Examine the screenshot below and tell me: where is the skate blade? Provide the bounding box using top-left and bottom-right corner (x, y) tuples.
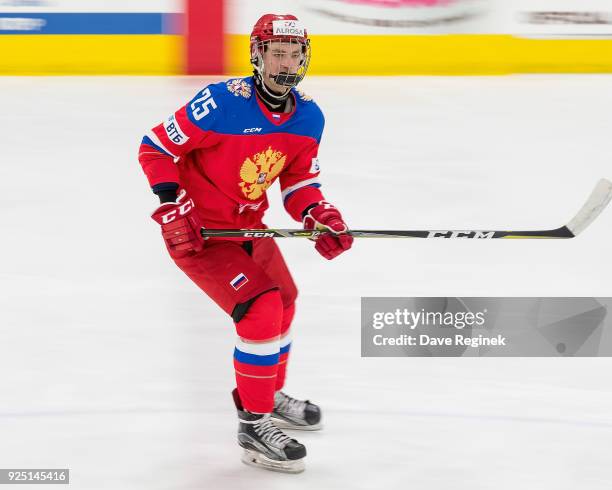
(241, 449), (305, 474)
(271, 417), (323, 431)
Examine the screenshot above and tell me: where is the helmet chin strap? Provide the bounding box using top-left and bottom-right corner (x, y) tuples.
(253, 70), (292, 111)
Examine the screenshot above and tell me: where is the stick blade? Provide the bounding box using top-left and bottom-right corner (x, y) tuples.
(566, 178), (612, 236)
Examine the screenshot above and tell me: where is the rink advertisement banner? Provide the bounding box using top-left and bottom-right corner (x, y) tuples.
(224, 0), (612, 75)
(361, 298), (612, 357)
(511, 0), (612, 37)
(0, 13), (181, 34)
(0, 0), (180, 12)
(0, 0), (182, 73)
(226, 0), (612, 35)
(0, 0), (182, 34)
(226, 0), (496, 35)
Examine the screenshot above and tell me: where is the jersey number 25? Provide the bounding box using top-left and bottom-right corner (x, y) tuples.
(190, 88), (218, 121)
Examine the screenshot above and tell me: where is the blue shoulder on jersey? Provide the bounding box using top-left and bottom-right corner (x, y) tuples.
(186, 77), (325, 143)
(185, 81), (228, 131)
(290, 86), (325, 143)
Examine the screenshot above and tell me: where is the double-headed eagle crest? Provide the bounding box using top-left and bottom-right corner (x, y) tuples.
(226, 79), (252, 98)
(239, 146), (287, 200)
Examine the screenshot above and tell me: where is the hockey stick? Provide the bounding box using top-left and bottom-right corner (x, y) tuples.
(200, 179), (612, 240)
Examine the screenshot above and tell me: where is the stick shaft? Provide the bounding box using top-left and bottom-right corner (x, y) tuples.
(200, 227), (574, 239)
(198, 179), (612, 240)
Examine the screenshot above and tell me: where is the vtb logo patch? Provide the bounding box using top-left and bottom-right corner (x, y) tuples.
(163, 115), (189, 145)
(239, 146), (287, 200)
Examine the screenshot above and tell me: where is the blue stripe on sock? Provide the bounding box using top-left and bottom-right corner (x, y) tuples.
(234, 348), (279, 366)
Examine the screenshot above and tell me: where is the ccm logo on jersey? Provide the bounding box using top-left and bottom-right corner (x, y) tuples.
(160, 199), (194, 224)
(243, 127), (262, 133)
(428, 231), (495, 239)
(163, 115), (189, 145)
(243, 232), (275, 238)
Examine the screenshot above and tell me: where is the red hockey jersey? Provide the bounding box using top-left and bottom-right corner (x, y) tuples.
(138, 77), (326, 231)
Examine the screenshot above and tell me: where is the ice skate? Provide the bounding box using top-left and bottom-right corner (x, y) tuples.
(233, 389), (306, 474)
(271, 390), (323, 431)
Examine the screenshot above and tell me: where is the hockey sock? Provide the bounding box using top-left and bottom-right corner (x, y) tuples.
(233, 290), (283, 413)
(275, 303), (295, 391)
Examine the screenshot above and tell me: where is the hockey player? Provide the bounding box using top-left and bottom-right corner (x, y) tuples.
(138, 14), (353, 473)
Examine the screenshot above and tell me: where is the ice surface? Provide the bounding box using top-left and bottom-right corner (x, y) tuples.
(1, 75), (611, 489)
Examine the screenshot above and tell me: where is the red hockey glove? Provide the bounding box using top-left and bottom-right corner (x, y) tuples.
(151, 189), (204, 257)
(303, 201), (353, 260)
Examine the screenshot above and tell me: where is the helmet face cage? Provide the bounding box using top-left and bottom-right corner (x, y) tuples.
(251, 37), (311, 96)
